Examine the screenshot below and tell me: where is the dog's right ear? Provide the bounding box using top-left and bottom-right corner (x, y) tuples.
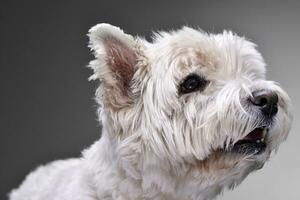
(88, 23), (139, 108)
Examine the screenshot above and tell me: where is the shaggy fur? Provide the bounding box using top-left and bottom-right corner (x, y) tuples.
(9, 24), (292, 200)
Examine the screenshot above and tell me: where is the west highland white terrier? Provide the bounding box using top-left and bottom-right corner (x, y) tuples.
(10, 24), (292, 200)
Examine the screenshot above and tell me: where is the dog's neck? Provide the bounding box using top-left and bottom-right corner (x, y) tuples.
(83, 121), (254, 200)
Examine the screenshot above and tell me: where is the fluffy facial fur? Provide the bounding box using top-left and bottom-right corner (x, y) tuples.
(10, 24), (292, 200)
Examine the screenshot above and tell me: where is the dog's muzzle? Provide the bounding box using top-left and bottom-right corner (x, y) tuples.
(231, 89), (279, 155)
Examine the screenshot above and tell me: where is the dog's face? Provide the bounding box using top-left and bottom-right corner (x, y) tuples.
(88, 24), (292, 198)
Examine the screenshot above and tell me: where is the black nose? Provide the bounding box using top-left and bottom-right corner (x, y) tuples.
(250, 90), (279, 117)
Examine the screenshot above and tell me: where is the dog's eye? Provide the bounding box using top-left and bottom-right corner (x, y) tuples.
(179, 74), (209, 94)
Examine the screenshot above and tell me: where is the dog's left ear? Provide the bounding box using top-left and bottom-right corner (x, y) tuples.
(88, 23), (139, 108)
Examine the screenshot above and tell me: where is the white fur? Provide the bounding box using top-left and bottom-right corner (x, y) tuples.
(9, 24), (292, 200)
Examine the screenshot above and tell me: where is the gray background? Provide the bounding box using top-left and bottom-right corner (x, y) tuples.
(1, 0), (299, 199)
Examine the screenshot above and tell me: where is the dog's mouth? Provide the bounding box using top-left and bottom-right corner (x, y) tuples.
(231, 127), (267, 155)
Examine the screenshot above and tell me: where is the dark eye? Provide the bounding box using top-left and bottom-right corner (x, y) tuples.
(179, 74), (209, 94)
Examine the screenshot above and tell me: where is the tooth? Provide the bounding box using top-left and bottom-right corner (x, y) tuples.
(263, 128), (267, 136)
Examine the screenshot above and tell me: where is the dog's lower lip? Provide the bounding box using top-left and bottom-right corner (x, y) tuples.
(232, 127), (267, 155)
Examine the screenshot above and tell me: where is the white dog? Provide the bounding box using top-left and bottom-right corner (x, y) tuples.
(10, 24), (292, 200)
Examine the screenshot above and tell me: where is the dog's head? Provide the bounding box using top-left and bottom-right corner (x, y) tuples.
(88, 24), (292, 199)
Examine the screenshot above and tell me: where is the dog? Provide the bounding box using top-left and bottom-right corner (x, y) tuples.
(9, 23), (292, 200)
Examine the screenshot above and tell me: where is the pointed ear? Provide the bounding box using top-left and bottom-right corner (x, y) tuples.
(88, 23), (138, 108)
